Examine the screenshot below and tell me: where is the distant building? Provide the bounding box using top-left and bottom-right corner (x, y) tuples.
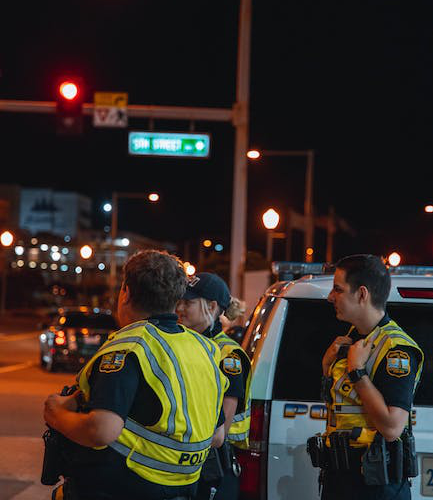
(19, 188), (91, 238)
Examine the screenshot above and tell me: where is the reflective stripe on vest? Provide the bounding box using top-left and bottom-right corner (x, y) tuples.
(77, 321), (226, 486)
(109, 441), (205, 474)
(213, 331), (252, 449)
(326, 320), (424, 445)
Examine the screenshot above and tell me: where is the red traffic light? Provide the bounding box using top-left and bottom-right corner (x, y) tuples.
(55, 76), (84, 135)
(59, 81), (79, 100)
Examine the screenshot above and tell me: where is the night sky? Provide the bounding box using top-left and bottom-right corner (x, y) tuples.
(1, 0), (433, 264)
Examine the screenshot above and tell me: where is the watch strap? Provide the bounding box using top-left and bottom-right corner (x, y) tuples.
(348, 367), (367, 383)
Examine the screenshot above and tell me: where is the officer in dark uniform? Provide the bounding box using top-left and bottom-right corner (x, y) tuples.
(43, 250), (227, 500)
(176, 272), (252, 500)
(307, 254), (424, 500)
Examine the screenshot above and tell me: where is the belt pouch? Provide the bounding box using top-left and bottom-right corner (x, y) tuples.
(361, 434), (389, 486)
(337, 433), (350, 470)
(388, 439), (403, 483)
(329, 433), (340, 471)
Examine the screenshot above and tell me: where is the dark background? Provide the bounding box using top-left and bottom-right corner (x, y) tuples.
(1, 0), (433, 264)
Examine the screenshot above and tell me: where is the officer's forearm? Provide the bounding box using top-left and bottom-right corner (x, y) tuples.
(223, 397), (238, 436)
(47, 407), (124, 447)
(354, 377), (408, 441)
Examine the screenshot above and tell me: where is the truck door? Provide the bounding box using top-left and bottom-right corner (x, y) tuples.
(268, 299), (347, 500)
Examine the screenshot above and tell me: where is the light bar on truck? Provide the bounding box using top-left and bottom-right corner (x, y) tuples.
(389, 265), (433, 276)
(272, 261), (334, 281)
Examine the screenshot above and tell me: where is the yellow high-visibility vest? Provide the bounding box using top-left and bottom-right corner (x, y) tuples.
(77, 320), (228, 486)
(213, 330), (252, 449)
(325, 319), (424, 446)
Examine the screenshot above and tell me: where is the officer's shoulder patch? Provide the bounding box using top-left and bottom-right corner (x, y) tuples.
(386, 349), (411, 378)
(223, 352), (242, 375)
(99, 351), (127, 373)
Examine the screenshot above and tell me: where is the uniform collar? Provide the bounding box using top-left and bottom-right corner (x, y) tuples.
(377, 313), (390, 327)
(202, 319), (223, 339)
(147, 314), (183, 333)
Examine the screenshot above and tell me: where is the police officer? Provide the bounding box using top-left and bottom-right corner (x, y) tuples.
(176, 272), (251, 500)
(312, 254), (424, 500)
(43, 250), (227, 500)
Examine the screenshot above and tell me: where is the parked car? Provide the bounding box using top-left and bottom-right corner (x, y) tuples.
(237, 262), (433, 500)
(39, 306), (118, 372)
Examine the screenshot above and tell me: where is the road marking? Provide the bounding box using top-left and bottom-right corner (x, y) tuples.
(0, 332), (39, 342)
(0, 361), (37, 374)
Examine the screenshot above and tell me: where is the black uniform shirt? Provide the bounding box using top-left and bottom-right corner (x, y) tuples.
(72, 314), (224, 500)
(348, 314), (422, 412)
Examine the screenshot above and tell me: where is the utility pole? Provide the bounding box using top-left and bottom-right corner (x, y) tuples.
(229, 0), (252, 298)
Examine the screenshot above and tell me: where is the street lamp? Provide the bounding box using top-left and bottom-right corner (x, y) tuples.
(109, 192), (159, 299)
(388, 252), (401, 267)
(262, 208), (282, 261)
(247, 149), (315, 262)
(0, 230), (14, 316)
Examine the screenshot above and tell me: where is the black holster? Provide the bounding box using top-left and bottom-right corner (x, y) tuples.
(361, 433), (390, 486)
(402, 429), (419, 478)
(307, 434), (326, 469)
(200, 448), (224, 485)
(41, 427), (67, 485)
(41, 385), (78, 486)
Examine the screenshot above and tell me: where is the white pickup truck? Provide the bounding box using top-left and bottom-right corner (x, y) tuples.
(237, 262), (433, 500)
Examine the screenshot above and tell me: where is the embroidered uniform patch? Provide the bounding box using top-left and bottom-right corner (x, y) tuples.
(99, 351), (127, 373)
(223, 353), (242, 375)
(386, 350), (410, 378)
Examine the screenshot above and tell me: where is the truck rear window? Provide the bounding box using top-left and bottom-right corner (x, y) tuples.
(273, 299), (433, 406)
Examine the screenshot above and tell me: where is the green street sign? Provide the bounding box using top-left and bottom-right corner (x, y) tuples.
(128, 131), (211, 158)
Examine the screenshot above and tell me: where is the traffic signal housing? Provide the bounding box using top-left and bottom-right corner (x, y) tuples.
(55, 77), (84, 135)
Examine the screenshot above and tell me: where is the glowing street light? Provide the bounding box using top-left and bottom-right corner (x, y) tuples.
(184, 262), (196, 276)
(262, 209), (283, 262)
(424, 205), (433, 213)
(247, 149), (261, 159)
(0, 230), (14, 316)
(0, 231), (14, 247)
(388, 252), (401, 267)
(262, 208), (280, 230)
(203, 239), (212, 248)
(148, 193), (160, 202)
(80, 245), (93, 259)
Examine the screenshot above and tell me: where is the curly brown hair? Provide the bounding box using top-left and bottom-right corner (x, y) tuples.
(123, 249), (187, 315)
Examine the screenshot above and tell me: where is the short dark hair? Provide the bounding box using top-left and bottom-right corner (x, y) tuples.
(123, 249), (187, 315)
(336, 254), (391, 310)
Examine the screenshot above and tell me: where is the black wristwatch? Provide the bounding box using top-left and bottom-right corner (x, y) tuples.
(348, 367), (367, 383)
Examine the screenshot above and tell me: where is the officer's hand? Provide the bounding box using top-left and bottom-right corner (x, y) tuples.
(44, 390), (80, 427)
(347, 336), (374, 372)
(322, 336), (353, 375)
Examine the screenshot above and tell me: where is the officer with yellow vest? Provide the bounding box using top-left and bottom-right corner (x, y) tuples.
(176, 272), (251, 500)
(43, 250), (228, 500)
(308, 254), (424, 500)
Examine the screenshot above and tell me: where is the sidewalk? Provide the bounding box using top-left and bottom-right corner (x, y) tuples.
(0, 437), (52, 500)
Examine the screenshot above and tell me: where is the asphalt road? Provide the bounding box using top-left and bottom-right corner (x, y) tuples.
(0, 317), (75, 500)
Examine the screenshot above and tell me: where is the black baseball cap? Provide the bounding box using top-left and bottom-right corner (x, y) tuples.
(183, 272), (231, 311)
